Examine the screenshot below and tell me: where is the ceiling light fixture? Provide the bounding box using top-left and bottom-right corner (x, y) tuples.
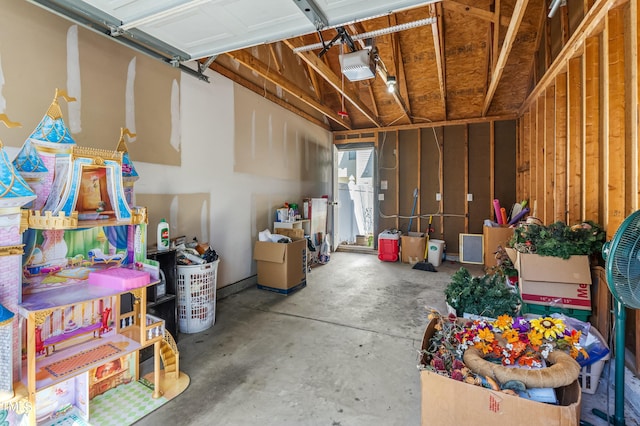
(386, 76), (397, 93)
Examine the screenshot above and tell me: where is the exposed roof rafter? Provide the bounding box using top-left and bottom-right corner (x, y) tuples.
(225, 49), (352, 129)
(482, 0), (529, 116)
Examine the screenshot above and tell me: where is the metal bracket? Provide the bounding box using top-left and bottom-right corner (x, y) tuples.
(293, 0), (328, 30)
(199, 55), (218, 73)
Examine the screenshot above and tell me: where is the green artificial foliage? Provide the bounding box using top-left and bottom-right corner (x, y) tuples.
(510, 220), (606, 259)
(445, 267), (522, 318)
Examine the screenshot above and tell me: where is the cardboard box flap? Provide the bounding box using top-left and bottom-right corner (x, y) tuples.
(253, 241), (286, 264)
(516, 252), (592, 284)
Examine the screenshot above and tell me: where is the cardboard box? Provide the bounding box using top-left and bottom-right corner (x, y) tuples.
(275, 227), (305, 240)
(419, 319), (581, 426)
(514, 252), (592, 311)
(253, 238), (307, 292)
(483, 225), (514, 268)
(401, 233), (426, 263)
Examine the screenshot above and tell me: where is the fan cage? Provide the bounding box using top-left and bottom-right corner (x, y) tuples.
(607, 211), (640, 309)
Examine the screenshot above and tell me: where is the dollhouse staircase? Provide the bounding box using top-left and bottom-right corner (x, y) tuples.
(160, 330), (179, 379)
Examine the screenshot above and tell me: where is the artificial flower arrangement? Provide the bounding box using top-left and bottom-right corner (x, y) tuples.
(419, 312), (586, 393)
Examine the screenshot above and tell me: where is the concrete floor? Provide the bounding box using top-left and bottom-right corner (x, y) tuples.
(137, 251), (640, 426)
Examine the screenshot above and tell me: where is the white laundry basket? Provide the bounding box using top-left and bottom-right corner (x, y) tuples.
(177, 259), (219, 333)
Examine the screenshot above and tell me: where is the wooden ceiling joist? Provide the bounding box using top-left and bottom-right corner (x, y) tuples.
(283, 39), (382, 127)
(306, 63), (323, 101)
(482, 0), (529, 116)
(492, 0), (501, 72)
(225, 49), (352, 130)
(430, 3), (447, 114)
(389, 15), (412, 124)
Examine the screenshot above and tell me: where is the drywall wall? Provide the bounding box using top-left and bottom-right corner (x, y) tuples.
(0, 1), (332, 289)
(0, 1), (178, 166)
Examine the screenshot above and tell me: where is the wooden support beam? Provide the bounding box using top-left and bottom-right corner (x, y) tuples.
(268, 44), (283, 74)
(492, 0), (501, 73)
(306, 63), (323, 102)
(225, 50), (351, 130)
(605, 7), (626, 234)
(633, 0), (639, 211)
(560, 1), (571, 46)
(490, 121), (497, 220)
(282, 39), (382, 127)
(209, 62), (332, 130)
(388, 14), (412, 124)
(430, 3), (447, 115)
(482, 0), (529, 116)
(525, 111), (533, 202)
(555, 73), (568, 223)
(584, 36), (600, 223)
(536, 97), (545, 218)
(567, 57), (583, 224)
(464, 124), (469, 232)
(545, 0), (552, 69)
(544, 85), (556, 224)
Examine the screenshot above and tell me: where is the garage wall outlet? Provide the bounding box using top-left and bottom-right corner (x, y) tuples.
(381, 180), (388, 190)
(435, 193), (441, 201)
(467, 193), (473, 201)
(378, 193), (385, 201)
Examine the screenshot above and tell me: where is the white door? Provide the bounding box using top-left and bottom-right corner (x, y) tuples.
(333, 143), (376, 250)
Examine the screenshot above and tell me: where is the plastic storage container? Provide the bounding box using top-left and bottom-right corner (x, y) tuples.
(177, 260), (219, 333)
(378, 230), (401, 262)
(522, 303), (591, 322)
(427, 239), (445, 267)
(578, 327), (610, 394)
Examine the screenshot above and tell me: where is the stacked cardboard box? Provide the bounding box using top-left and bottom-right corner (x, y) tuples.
(508, 249), (592, 311)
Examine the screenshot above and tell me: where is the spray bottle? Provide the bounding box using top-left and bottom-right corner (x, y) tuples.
(157, 219), (170, 251)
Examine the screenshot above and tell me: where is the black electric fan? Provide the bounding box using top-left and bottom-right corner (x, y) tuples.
(594, 210), (640, 425)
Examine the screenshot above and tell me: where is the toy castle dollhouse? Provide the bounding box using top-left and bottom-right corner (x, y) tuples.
(0, 91), (188, 425)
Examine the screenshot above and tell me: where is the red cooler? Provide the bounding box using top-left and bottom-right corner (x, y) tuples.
(378, 230), (401, 262)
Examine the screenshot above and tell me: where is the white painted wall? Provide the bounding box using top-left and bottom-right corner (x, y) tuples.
(135, 71), (332, 287)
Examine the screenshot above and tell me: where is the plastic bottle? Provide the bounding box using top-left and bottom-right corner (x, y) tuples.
(157, 219), (170, 251)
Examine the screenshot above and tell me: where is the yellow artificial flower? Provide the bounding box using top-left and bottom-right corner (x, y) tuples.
(528, 329), (544, 347)
(474, 341), (493, 355)
(564, 329), (582, 346)
(478, 327), (495, 343)
(530, 317), (566, 340)
(502, 329), (521, 344)
(494, 315), (513, 331)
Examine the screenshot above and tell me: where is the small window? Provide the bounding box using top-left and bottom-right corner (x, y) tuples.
(348, 151), (356, 160)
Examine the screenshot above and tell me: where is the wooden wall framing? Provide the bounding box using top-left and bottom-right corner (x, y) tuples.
(517, 0), (639, 372)
(335, 117), (516, 258)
